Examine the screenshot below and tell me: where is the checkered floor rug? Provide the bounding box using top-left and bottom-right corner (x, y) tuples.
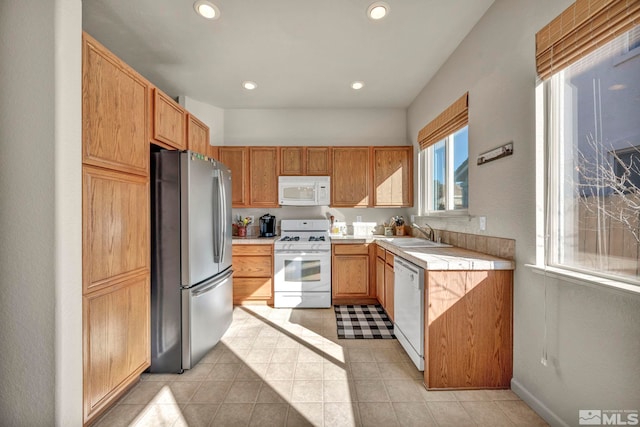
(334, 305), (395, 339)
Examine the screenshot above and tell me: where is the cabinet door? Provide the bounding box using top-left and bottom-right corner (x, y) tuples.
(384, 262), (395, 321)
(331, 147), (370, 207)
(372, 146), (413, 207)
(208, 145), (219, 160)
(83, 166), (149, 294)
(218, 147), (248, 207)
(82, 34), (149, 176)
(83, 275), (150, 422)
(376, 256), (386, 306)
(152, 89), (186, 150)
(332, 255), (370, 297)
(187, 114), (210, 156)
(306, 147), (331, 175)
(249, 147), (279, 207)
(280, 147), (304, 175)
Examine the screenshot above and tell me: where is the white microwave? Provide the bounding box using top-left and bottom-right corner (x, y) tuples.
(278, 176), (330, 206)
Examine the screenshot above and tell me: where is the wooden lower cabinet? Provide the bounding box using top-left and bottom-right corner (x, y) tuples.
(384, 260), (394, 322)
(374, 245), (394, 319)
(83, 274), (150, 423)
(232, 244), (273, 304)
(424, 270), (513, 389)
(375, 255), (385, 307)
(332, 244), (376, 304)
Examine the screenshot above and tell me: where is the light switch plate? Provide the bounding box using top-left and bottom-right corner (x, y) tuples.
(479, 216), (486, 231)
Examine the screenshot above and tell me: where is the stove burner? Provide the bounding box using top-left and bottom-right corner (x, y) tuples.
(281, 236), (300, 241)
(309, 236), (326, 241)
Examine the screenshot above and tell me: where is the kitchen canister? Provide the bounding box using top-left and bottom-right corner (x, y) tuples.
(384, 226), (394, 236)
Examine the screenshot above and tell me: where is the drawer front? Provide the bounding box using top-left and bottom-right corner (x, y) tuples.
(233, 255), (272, 277)
(333, 244), (369, 255)
(232, 244), (273, 256)
(234, 278), (273, 300)
(376, 245), (386, 260)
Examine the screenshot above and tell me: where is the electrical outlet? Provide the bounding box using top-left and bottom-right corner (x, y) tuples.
(479, 216), (486, 231)
(247, 215), (254, 225)
(356, 215), (362, 223)
(410, 215), (415, 223)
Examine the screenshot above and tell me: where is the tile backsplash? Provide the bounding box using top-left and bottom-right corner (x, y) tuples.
(411, 227), (515, 260)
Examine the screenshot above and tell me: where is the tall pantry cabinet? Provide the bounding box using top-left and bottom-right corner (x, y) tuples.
(82, 33), (150, 425)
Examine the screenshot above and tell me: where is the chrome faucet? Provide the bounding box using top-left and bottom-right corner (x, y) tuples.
(412, 222), (435, 241)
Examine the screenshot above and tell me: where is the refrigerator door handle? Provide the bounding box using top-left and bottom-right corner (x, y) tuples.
(218, 169), (227, 263)
(192, 269), (233, 297)
(212, 169), (222, 263)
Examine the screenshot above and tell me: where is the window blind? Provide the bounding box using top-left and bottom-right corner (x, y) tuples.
(536, 0), (640, 80)
(417, 92), (468, 150)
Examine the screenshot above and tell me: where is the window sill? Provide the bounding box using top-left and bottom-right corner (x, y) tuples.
(526, 264), (640, 296)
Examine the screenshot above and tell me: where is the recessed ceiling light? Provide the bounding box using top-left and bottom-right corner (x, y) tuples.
(242, 81), (257, 90)
(367, 2), (389, 20)
(194, 1), (220, 20)
(351, 81), (365, 90)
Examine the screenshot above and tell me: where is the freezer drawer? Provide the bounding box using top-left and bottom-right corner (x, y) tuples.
(181, 269), (233, 370)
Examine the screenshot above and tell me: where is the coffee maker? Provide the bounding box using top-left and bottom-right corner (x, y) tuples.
(259, 214), (276, 237)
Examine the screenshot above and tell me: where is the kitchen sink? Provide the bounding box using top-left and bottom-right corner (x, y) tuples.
(380, 237), (452, 248)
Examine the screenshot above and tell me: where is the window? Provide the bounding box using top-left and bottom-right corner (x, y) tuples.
(543, 26), (640, 284)
(417, 92), (469, 214)
(420, 126), (468, 212)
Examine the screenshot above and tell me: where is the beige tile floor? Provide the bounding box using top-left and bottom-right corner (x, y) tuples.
(95, 306), (548, 426)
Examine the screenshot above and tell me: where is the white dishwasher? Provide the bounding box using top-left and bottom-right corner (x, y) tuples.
(394, 257), (425, 371)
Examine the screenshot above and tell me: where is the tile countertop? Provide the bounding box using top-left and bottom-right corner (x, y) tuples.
(334, 235), (515, 271)
(232, 234), (515, 270)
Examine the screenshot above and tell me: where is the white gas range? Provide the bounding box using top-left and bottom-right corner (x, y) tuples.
(273, 219), (331, 308)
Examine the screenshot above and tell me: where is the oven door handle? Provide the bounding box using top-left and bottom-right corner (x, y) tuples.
(275, 250), (331, 255)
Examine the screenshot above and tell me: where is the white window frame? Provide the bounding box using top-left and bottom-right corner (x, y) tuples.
(419, 126), (468, 216)
(533, 33), (640, 294)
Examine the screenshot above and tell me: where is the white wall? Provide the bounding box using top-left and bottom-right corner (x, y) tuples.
(55, 0), (83, 425)
(407, 1), (640, 425)
(0, 0), (83, 425)
(225, 108), (408, 146)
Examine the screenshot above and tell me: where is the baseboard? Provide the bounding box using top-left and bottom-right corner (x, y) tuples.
(511, 378), (570, 427)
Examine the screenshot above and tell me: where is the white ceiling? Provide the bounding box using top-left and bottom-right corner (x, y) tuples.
(82, 0), (494, 109)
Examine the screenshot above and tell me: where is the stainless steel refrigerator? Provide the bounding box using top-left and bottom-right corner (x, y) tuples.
(150, 150), (233, 373)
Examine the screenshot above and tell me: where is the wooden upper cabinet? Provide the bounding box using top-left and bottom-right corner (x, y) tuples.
(186, 114), (210, 156)
(280, 147), (304, 175)
(218, 147), (248, 207)
(82, 33), (149, 176)
(372, 146), (413, 207)
(306, 147), (331, 175)
(331, 147), (370, 207)
(152, 88), (186, 150)
(82, 165), (150, 294)
(250, 147), (279, 207)
(280, 146), (331, 176)
(208, 145), (220, 160)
